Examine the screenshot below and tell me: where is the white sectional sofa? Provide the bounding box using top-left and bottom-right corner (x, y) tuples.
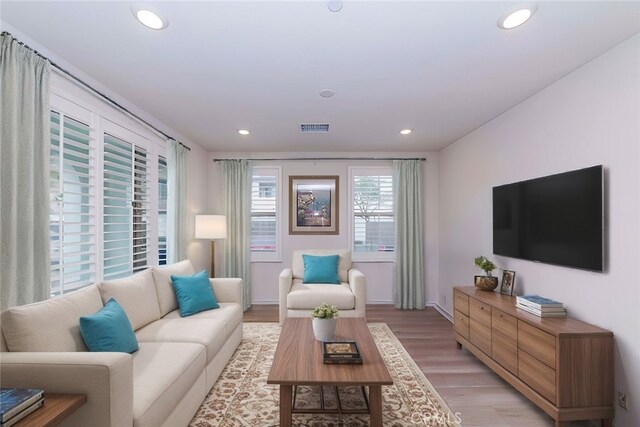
(0, 260), (243, 427)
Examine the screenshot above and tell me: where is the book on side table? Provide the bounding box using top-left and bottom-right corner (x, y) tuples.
(0, 388), (44, 426)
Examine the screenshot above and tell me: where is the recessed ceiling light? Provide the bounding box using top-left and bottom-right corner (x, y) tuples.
(327, 1), (343, 13)
(400, 129), (412, 135)
(131, 5), (168, 30)
(238, 129), (250, 135)
(498, 7), (535, 30)
(319, 89), (335, 98)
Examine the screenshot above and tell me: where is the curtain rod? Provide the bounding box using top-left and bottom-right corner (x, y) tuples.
(1, 31), (191, 151)
(214, 157), (426, 162)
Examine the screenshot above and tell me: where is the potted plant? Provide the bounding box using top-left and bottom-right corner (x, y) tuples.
(474, 256), (499, 291)
(311, 303), (339, 342)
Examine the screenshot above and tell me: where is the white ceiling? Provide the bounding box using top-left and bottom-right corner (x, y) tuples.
(2, 1), (640, 152)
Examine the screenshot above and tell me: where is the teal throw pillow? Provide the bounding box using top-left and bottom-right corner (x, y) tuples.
(171, 270), (220, 317)
(302, 254), (340, 284)
(79, 298), (139, 353)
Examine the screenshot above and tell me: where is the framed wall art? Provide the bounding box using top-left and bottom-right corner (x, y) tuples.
(289, 175), (339, 235)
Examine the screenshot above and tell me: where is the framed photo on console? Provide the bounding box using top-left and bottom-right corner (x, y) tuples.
(289, 175), (339, 235)
(500, 270), (516, 296)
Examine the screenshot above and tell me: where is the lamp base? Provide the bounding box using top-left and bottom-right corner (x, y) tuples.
(210, 240), (216, 278)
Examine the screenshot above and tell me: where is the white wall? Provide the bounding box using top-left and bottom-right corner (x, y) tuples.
(207, 151), (439, 305)
(438, 34), (640, 426)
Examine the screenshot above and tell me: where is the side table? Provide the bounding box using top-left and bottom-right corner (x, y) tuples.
(13, 393), (87, 427)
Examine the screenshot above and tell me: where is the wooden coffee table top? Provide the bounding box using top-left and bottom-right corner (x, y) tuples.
(267, 318), (393, 386)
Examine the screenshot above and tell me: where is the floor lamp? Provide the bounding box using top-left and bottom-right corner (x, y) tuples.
(195, 215), (227, 278)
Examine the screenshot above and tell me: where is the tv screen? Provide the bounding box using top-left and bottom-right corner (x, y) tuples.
(493, 165), (604, 272)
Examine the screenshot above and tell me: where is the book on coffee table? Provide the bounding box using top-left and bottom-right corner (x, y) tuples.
(323, 341), (362, 364)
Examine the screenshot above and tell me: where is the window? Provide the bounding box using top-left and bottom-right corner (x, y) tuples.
(350, 167), (395, 261)
(158, 156), (168, 265)
(49, 91), (166, 294)
(49, 110), (96, 295)
(102, 133), (151, 280)
(250, 166), (281, 261)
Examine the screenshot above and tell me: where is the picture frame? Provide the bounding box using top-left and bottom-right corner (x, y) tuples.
(500, 270), (516, 296)
(289, 175), (339, 235)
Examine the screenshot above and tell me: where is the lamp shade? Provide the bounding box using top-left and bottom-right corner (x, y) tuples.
(195, 215), (227, 240)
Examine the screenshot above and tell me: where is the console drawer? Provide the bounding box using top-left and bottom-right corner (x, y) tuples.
(454, 291), (469, 315)
(454, 310), (469, 340)
(518, 321), (556, 369)
(519, 349), (556, 403)
(470, 298), (491, 326)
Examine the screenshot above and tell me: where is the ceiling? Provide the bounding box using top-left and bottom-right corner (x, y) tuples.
(2, 1), (639, 152)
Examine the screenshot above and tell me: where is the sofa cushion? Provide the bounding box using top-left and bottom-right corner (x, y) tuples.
(133, 342), (205, 427)
(152, 260), (196, 317)
(135, 317), (227, 364)
(287, 279), (355, 310)
(80, 298), (139, 353)
(1, 285), (103, 352)
(98, 269), (161, 331)
(163, 303), (242, 334)
(292, 249), (351, 283)
(171, 270), (220, 317)
(302, 254), (340, 284)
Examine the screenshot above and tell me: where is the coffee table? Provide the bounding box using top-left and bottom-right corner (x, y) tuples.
(267, 318), (393, 427)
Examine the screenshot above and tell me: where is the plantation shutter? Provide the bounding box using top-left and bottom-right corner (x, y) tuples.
(103, 134), (150, 280)
(50, 111), (96, 295)
(158, 156), (168, 265)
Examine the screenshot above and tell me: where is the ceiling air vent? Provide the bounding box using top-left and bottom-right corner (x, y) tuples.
(300, 123), (329, 133)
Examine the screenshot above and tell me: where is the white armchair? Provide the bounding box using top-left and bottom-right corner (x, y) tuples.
(279, 249), (366, 325)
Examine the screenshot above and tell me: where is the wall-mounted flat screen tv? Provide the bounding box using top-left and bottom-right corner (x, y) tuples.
(493, 165), (604, 272)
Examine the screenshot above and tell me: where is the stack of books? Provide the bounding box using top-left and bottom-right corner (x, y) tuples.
(0, 388), (44, 426)
(516, 295), (567, 317)
(322, 341), (363, 364)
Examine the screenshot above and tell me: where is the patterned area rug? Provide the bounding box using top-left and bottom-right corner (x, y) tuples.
(190, 323), (458, 426)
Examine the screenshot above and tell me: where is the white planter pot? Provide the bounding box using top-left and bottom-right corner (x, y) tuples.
(312, 318), (337, 342)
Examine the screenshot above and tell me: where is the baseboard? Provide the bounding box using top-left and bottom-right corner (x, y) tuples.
(427, 302), (453, 322)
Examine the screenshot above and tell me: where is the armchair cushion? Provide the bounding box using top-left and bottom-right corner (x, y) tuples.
(302, 254), (340, 284)
(287, 280), (355, 310)
(292, 249), (351, 283)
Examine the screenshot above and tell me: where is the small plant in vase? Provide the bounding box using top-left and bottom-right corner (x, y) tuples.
(311, 303), (339, 342)
(474, 256), (499, 291)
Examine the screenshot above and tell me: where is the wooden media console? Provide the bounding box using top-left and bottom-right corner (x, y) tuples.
(453, 286), (614, 427)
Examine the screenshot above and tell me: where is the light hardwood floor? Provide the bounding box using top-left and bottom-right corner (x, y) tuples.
(244, 304), (594, 427)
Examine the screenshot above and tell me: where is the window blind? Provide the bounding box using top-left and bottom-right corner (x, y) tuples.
(103, 134), (150, 280)
(251, 173), (277, 252)
(352, 174), (395, 254)
(50, 111), (96, 295)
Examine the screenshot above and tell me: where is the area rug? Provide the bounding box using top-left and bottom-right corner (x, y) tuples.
(190, 323), (459, 426)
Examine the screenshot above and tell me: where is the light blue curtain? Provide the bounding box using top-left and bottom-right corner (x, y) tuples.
(0, 34), (51, 309)
(394, 160), (425, 310)
(219, 160), (251, 311)
(167, 139), (189, 263)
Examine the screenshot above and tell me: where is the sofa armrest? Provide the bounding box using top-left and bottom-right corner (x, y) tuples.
(210, 278), (243, 306)
(349, 268), (367, 319)
(0, 351), (133, 427)
(279, 268), (293, 325)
